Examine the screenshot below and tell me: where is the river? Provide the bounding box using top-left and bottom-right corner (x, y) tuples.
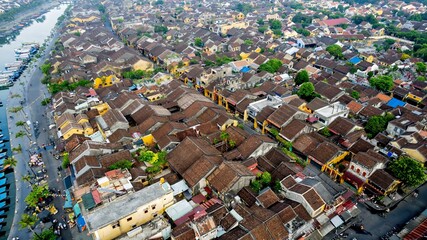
(0, 5), (68, 239)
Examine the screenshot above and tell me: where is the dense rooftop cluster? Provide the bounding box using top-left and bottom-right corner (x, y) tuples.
(46, 0), (427, 239)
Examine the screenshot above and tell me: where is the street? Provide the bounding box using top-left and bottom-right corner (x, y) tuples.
(7, 28), (73, 239)
(335, 183), (427, 240)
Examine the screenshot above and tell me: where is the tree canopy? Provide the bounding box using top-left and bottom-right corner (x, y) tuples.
(295, 70), (309, 85)
(297, 82), (319, 102)
(416, 62), (426, 73)
(292, 12), (312, 27)
(25, 185), (50, 208)
(269, 19), (282, 30)
(233, 3), (253, 14)
(40, 62), (51, 75)
(326, 44), (343, 59)
(108, 160), (133, 170)
(194, 37), (203, 47)
(389, 156), (427, 187)
(154, 25), (168, 34)
(258, 59), (282, 73)
(364, 113), (395, 138)
(369, 75), (394, 92)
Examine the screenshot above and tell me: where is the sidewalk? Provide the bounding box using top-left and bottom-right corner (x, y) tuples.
(364, 185), (422, 212)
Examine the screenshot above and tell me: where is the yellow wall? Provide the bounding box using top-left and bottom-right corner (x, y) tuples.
(403, 148), (427, 163)
(321, 151), (349, 172)
(407, 93), (423, 103)
(63, 128), (84, 140)
(71, 16), (99, 23)
(219, 21), (248, 35)
(92, 103), (110, 115)
(93, 75), (118, 89)
(92, 191), (174, 240)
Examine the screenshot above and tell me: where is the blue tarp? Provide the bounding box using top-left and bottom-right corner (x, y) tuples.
(0, 201), (6, 208)
(349, 56), (362, 65)
(0, 178), (6, 186)
(0, 187), (5, 193)
(240, 66), (250, 73)
(77, 215), (86, 232)
(63, 176), (72, 190)
(0, 159), (4, 165)
(387, 98), (406, 108)
(73, 203), (81, 217)
(0, 152), (7, 158)
(64, 190), (72, 209)
(0, 172), (4, 178)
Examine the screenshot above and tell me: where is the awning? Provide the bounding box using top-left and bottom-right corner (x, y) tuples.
(63, 190), (72, 209)
(82, 193), (96, 210)
(77, 215), (86, 232)
(73, 203), (81, 217)
(63, 176), (72, 190)
(306, 117), (318, 123)
(343, 171), (365, 188)
(91, 190), (102, 205)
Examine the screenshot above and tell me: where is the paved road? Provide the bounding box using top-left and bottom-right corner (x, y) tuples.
(7, 27), (72, 239)
(341, 183), (427, 240)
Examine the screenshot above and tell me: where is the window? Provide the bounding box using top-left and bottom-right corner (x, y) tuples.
(356, 169), (360, 173)
(127, 217), (132, 222)
(350, 165), (354, 170)
(153, 213), (158, 218)
(151, 205), (156, 210)
(144, 208), (148, 214)
(112, 222), (120, 229)
(362, 172), (366, 177)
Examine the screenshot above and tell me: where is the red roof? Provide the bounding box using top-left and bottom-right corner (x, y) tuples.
(405, 219), (427, 240)
(322, 18), (350, 26)
(91, 189), (102, 205)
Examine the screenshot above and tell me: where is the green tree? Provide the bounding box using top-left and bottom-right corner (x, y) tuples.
(108, 160), (133, 170)
(250, 180), (262, 193)
(62, 153), (70, 169)
(369, 75), (394, 92)
(4, 157), (17, 168)
(258, 59), (282, 73)
(351, 90), (360, 99)
(295, 70), (309, 85)
(139, 150), (156, 163)
(16, 121), (25, 127)
(297, 82), (318, 102)
(258, 26), (267, 33)
(194, 37), (203, 47)
(41, 98), (51, 106)
(326, 44), (343, 59)
(319, 127), (332, 137)
(257, 18), (264, 25)
(365, 114), (395, 138)
(38, 229), (57, 240)
(416, 62), (426, 73)
(234, 3), (253, 14)
(154, 25), (168, 34)
(273, 180), (282, 192)
(22, 174), (33, 186)
(15, 131), (27, 139)
(295, 28), (310, 36)
(19, 214), (40, 239)
(40, 62), (51, 75)
(269, 19), (282, 30)
(389, 156), (427, 186)
(417, 76), (426, 81)
(260, 172), (272, 185)
(25, 184), (51, 208)
(244, 39), (253, 45)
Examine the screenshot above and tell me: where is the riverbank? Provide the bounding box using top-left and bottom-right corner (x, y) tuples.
(0, 5), (69, 239)
(0, 1), (59, 36)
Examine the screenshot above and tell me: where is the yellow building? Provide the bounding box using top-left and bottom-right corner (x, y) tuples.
(91, 103), (110, 115)
(233, 12), (245, 21)
(71, 15), (100, 23)
(93, 75), (120, 89)
(219, 21), (249, 35)
(85, 181), (174, 240)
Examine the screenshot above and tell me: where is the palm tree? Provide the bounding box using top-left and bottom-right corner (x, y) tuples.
(19, 214), (40, 238)
(4, 157), (17, 168)
(22, 174), (33, 188)
(15, 121), (25, 127)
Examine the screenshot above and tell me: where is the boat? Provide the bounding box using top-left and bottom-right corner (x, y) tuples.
(5, 61), (23, 69)
(14, 47), (31, 55)
(0, 201), (8, 209)
(0, 187), (5, 194)
(0, 173), (4, 179)
(0, 179), (5, 186)
(0, 153), (6, 159)
(0, 135), (3, 139)
(0, 193), (7, 202)
(0, 143), (5, 149)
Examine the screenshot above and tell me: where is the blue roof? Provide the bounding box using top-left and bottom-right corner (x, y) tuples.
(64, 189), (73, 209)
(387, 98), (406, 108)
(349, 56), (362, 65)
(240, 66), (250, 73)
